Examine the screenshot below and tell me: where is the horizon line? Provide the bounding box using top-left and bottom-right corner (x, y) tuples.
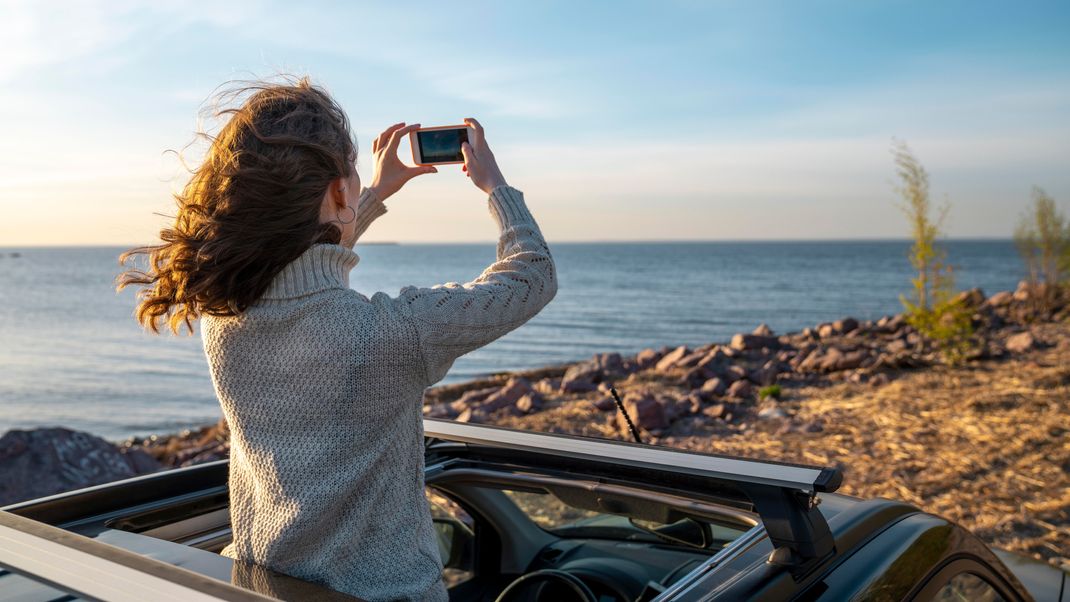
(0, 236), (1020, 249)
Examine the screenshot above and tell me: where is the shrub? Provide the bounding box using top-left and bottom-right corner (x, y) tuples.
(891, 140), (975, 364)
(758, 384), (782, 401)
(1013, 186), (1070, 317)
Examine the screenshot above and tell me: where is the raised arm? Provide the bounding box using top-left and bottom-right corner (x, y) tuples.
(392, 183), (556, 385)
(376, 118), (556, 385)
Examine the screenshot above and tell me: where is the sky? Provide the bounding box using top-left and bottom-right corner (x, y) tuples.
(1, 0), (1068, 245)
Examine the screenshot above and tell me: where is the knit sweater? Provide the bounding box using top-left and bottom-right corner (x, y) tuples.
(201, 185), (556, 601)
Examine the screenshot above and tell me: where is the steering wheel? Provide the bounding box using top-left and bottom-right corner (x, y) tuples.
(494, 569), (599, 602)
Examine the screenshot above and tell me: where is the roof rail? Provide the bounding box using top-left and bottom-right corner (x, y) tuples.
(424, 418), (839, 565)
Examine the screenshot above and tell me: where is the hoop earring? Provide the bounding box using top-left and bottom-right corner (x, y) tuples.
(335, 205), (356, 225)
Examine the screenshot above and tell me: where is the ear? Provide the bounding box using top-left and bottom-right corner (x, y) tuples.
(329, 176), (348, 209)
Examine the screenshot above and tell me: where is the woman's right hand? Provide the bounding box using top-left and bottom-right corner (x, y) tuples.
(460, 118), (509, 195)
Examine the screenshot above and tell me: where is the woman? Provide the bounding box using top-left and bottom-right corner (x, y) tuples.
(118, 77), (557, 601)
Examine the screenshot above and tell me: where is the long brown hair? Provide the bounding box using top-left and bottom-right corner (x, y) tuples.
(117, 76), (356, 334)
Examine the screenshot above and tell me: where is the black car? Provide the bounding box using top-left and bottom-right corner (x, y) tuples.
(1, 419), (1065, 601)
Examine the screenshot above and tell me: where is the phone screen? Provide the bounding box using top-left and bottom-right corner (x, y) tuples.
(416, 128), (468, 163)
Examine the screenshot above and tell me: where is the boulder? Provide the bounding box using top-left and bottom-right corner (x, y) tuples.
(0, 428), (161, 505)
(816, 323), (835, 338)
(560, 363), (599, 393)
(757, 406), (788, 420)
(726, 380), (753, 399)
(702, 403), (726, 419)
(449, 386), (499, 412)
(723, 364), (748, 382)
(456, 407), (488, 423)
(699, 377), (727, 397)
(482, 378), (534, 410)
(616, 395), (668, 432)
(655, 345), (690, 372)
(749, 360), (783, 386)
(635, 348), (663, 370)
(985, 291), (1014, 307)
(1005, 331), (1037, 353)
(730, 333), (779, 351)
(818, 347), (868, 372)
(674, 350), (711, 370)
(752, 323), (774, 337)
(954, 288), (985, 308)
(593, 396), (617, 412)
(833, 317), (860, 335)
(695, 347), (729, 371)
(515, 393), (542, 414)
(592, 352), (626, 376)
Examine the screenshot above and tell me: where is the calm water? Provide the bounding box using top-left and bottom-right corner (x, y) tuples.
(0, 241), (1023, 441)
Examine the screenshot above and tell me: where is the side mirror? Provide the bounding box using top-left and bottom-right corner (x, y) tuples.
(432, 517), (474, 570)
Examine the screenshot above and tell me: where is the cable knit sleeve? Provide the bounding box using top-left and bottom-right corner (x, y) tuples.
(352, 186), (387, 243)
(392, 185), (557, 386)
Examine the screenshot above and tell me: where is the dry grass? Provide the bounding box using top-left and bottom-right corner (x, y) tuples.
(490, 325), (1070, 569)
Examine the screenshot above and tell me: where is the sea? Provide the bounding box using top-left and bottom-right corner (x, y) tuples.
(0, 241), (1023, 441)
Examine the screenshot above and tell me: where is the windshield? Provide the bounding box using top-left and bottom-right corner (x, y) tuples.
(500, 488), (751, 551)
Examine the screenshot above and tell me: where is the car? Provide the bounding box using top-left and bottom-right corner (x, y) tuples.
(1, 418), (1065, 601)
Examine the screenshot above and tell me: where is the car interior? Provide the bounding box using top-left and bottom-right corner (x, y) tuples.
(87, 462), (759, 602)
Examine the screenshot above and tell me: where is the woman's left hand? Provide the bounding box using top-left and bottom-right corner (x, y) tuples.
(368, 123), (437, 201)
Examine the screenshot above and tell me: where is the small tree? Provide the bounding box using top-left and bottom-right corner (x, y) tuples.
(1013, 186), (1069, 316)
(892, 139), (974, 363)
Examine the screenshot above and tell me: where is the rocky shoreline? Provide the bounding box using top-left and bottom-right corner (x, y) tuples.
(1, 282), (1067, 568)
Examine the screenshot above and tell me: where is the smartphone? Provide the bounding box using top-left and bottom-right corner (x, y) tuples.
(409, 124), (469, 165)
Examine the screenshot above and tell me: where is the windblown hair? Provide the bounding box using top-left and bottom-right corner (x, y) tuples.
(117, 76), (356, 334)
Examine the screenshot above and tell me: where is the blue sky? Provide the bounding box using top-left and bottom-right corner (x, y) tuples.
(1, 0), (1068, 244)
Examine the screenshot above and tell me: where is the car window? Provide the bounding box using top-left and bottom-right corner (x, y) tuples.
(500, 488), (749, 550)
(426, 487), (475, 587)
(927, 573), (1005, 602)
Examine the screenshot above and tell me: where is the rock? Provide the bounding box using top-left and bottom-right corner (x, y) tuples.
(655, 345), (690, 372)
(695, 347), (729, 371)
(757, 406), (787, 420)
(726, 380), (753, 399)
(985, 291), (1014, 307)
(675, 350), (711, 370)
(1006, 331), (1037, 353)
(593, 396), (616, 411)
(886, 339), (908, 354)
(752, 323), (774, 337)
(699, 377), (727, 397)
(0, 427), (161, 505)
(801, 327), (817, 339)
(426, 404), (458, 419)
(685, 393), (704, 414)
(678, 366), (713, 388)
(482, 378), (534, 411)
(833, 317), (860, 335)
(449, 386), (499, 412)
(819, 347), (868, 372)
(869, 373), (891, 387)
(702, 403), (726, 419)
(723, 364), (748, 382)
(515, 393), (542, 414)
(816, 323), (835, 338)
(730, 333), (779, 351)
(635, 348), (663, 370)
(1013, 280), (1031, 301)
(749, 360), (783, 386)
(456, 407), (487, 423)
(533, 378), (559, 395)
(592, 352), (626, 376)
(954, 288), (985, 308)
(775, 349), (797, 363)
(617, 395), (668, 432)
(560, 363), (599, 393)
